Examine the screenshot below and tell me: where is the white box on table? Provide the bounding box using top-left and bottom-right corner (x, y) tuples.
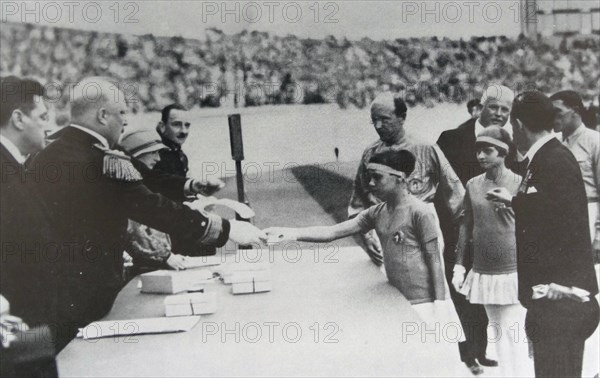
(253, 280), (272, 293)
(141, 270), (189, 294)
(232, 282), (255, 294)
(230, 269), (272, 295)
(141, 269), (213, 294)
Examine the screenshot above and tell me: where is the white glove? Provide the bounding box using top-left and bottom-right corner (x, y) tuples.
(452, 264), (466, 292)
(229, 220), (267, 245)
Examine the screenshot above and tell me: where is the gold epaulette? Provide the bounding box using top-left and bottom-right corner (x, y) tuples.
(94, 144), (143, 182)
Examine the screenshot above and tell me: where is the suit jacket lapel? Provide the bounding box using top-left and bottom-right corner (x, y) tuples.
(518, 138), (559, 194)
(464, 120), (476, 146)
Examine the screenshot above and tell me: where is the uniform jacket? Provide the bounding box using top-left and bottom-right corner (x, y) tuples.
(150, 134), (218, 256)
(29, 126), (229, 325)
(153, 135), (188, 178)
(131, 158), (187, 203)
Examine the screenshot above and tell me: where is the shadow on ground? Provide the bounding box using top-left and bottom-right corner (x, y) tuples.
(218, 161), (369, 250)
(290, 163), (369, 249)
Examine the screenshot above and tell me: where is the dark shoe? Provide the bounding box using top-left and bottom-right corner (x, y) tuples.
(477, 357), (498, 367)
(465, 359), (484, 376)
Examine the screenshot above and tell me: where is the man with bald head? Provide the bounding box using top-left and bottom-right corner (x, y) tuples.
(435, 84), (515, 374)
(30, 77), (266, 350)
(349, 94), (467, 370)
(349, 92), (464, 265)
(438, 85), (516, 186)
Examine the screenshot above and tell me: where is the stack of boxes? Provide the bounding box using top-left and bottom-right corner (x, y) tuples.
(140, 269), (213, 294)
(219, 262), (273, 295)
(139, 257), (274, 320)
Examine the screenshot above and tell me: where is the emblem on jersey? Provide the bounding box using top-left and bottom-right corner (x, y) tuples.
(407, 161), (425, 195)
(408, 178), (424, 194)
(393, 231), (404, 244)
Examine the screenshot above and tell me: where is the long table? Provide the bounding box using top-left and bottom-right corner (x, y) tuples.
(57, 245), (468, 377)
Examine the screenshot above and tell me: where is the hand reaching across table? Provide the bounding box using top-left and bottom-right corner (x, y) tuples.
(229, 220), (268, 245)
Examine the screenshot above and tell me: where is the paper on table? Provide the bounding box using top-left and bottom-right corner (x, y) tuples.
(77, 316), (200, 339)
(185, 196), (255, 219)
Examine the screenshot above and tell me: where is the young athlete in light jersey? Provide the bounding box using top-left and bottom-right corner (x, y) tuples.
(266, 150), (464, 336)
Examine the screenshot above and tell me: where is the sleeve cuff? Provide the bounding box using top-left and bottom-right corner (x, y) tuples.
(216, 219), (231, 247)
(184, 179), (195, 198)
(200, 213), (223, 245)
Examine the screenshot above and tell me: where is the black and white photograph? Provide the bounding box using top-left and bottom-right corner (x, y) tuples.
(1, 1), (599, 376)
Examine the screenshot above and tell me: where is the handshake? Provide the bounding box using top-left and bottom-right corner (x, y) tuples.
(186, 195), (300, 247)
(227, 223), (299, 246)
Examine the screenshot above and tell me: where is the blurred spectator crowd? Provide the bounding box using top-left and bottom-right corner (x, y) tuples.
(1, 21), (598, 121)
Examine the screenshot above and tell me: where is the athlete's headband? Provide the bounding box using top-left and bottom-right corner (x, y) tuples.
(367, 163), (407, 178)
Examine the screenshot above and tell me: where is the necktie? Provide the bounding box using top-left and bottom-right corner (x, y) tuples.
(518, 158), (532, 194)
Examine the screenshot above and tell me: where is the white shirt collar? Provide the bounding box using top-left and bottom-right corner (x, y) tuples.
(523, 133), (557, 166)
(0, 134), (27, 164)
(474, 119), (513, 138)
(474, 119), (485, 137)
(69, 124), (109, 149)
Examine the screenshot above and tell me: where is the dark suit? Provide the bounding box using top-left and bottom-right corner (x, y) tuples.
(513, 138), (599, 377)
(437, 119), (483, 187)
(29, 126), (229, 350)
(435, 118), (490, 363)
(0, 144), (59, 327)
(1, 144), (59, 375)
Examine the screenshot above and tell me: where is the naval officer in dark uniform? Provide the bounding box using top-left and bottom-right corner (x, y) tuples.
(30, 77), (266, 351)
(153, 103), (225, 256)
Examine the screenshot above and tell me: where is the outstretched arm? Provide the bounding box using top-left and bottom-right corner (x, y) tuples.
(265, 217), (365, 244)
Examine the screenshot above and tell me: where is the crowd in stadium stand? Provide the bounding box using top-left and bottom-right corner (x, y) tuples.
(1, 21), (598, 121)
